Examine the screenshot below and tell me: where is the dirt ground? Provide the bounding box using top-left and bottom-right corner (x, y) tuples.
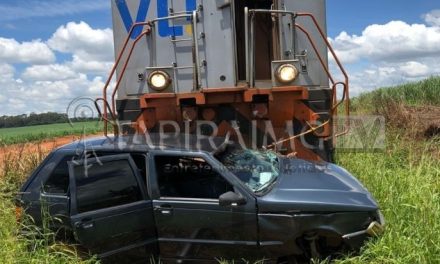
(0, 135), (98, 171)
(384, 104), (440, 139)
(404, 105), (440, 138)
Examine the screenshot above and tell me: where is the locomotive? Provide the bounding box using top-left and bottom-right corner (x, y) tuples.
(101, 0), (349, 161)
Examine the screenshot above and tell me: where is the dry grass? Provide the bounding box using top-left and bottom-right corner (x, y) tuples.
(0, 143), (96, 263)
(374, 102), (440, 139)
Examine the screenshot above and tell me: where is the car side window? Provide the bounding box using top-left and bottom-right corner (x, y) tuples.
(155, 155), (234, 199)
(43, 155), (74, 194)
(73, 159), (143, 213)
(88, 152), (147, 182)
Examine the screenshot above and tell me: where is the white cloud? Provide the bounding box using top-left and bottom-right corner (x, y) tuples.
(0, 0), (108, 22)
(0, 63), (15, 81)
(398, 61), (430, 78)
(87, 76), (108, 95)
(329, 11), (440, 95)
(22, 64), (78, 81)
(346, 57), (440, 95)
(0, 38), (55, 64)
(70, 55), (113, 75)
(423, 9), (440, 27)
(0, 21), (113, 115)
(0, 71), (108, 115)
(48, 21), (114, 62)
(331, 21), (440, 64)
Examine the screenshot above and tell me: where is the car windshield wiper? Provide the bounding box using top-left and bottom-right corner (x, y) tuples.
(254, 175), (279, 194)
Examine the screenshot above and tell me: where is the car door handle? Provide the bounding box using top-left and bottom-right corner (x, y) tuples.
(74, 220), (95, 230)
(154, 205), (173, 215)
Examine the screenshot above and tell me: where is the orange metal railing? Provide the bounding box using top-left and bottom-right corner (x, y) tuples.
(96, 22), (152, 136)
(295, 13), (350, 136)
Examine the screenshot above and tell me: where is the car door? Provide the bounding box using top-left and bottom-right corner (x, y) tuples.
(149, 152), (259, 262)
(68, 154), (158, 262)
(23, 152), (74, 233)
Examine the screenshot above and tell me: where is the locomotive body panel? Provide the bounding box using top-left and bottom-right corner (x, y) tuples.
(111, 0), (330, 98)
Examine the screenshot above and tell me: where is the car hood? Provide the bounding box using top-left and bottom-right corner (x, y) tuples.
(257, 158), (379, 213)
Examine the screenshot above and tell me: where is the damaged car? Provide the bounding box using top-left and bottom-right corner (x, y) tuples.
(17, 136), (384, 263)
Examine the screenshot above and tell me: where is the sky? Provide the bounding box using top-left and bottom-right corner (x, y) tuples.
(0, 0), (439, 116)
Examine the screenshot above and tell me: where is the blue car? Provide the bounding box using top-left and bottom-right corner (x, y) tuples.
(18, 135), (384, 263)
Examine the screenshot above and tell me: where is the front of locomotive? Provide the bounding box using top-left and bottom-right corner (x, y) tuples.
(109, 0), (348, 162)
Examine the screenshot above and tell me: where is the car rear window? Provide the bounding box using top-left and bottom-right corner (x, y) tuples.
(43, 155), (74, 194)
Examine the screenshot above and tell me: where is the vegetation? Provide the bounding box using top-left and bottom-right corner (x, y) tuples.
(334, 136), (440, 264)
(332, 77), (440, 263)
(0, 121), (103, 145)
(0, 145), (95, 263)
(352, 76), (440, 113)
(0, 112), (98, 129)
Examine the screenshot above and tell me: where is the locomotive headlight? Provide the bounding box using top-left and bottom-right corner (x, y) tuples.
(148, 70), (171, 91)
(276, 64), (298, 84)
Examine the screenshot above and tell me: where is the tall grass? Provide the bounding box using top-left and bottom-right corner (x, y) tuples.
(352, 77), (440, 113)
(334, 135), (440, 264)
(333, 76), (440, 263)
(0, 144), (95, 263)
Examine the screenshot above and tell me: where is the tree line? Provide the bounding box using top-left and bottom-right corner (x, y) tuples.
(0, 112), (98, 129)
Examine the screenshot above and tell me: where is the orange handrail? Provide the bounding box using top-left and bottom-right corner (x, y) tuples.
(101, 22), (152, 136)
(295, 13), (350, 136)
(111, 29), (151, 116)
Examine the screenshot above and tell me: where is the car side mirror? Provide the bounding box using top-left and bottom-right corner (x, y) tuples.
(219, 191), (246, 207)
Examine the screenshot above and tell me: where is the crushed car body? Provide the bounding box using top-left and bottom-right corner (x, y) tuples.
(18, 135), (384, 263)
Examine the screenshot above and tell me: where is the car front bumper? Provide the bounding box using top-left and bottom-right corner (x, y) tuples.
(341, 210), (385, 249)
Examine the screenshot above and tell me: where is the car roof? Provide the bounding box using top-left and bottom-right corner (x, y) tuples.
(59, 133), (229, 154)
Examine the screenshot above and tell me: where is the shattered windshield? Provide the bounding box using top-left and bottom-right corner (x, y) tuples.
(217, 147), (280, 193)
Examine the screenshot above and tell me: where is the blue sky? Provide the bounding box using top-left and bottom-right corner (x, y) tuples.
(0, 0), (439, 115)
(1, 0), (437, 40)
(327, 0), (439, 35)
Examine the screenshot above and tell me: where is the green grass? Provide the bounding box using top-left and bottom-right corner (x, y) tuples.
(334, 136), (440, 264)
(331, 76), (440, 263)
(0, 121), (103, 145)
(352, 76), (440, 113)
